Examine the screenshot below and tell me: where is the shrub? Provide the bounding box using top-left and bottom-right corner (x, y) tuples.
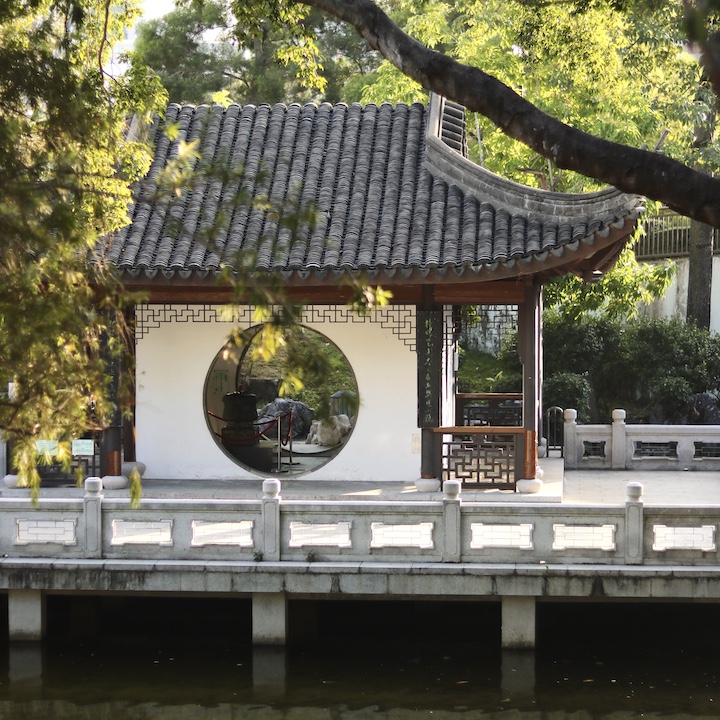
(543, 372), (592, 423)
(456, 349), (502, 393)
(541, 315), (720, 421)
(491, 314), (720, 422)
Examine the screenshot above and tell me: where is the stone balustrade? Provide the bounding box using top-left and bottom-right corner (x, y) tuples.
(563, 408), (720, 471)
(6, 476), (720, 647)
(1, 476), (719, 567)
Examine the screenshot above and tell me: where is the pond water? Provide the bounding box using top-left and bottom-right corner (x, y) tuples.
(0, 599), (718, 719)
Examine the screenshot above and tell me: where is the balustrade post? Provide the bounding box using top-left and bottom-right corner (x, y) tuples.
(261, 479), (282, 562)
(625, 482), (644, 564)
(677, 437), (695, 468)
(442, 480), (462, 562)
(563, 409), (578, 469)
(83, 477), (104, 558)
(611, 409), (627, 469)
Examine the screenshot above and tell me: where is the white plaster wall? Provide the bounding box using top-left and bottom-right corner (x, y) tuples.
(639, 257), (720, 334)
(135, 306), (420, 482)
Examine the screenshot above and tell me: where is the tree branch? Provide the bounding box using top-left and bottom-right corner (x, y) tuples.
(303, 0), (720, 227)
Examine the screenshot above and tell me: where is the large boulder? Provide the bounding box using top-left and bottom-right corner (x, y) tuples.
(691, 392), (720, 424)
(257, 398), (314, 440)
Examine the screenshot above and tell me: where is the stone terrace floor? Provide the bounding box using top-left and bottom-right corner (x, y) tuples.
(12, 456), (713, 507)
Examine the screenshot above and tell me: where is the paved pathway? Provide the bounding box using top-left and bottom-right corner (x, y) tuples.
(5, 456), (719, 506)
(563, 467), (720, 506)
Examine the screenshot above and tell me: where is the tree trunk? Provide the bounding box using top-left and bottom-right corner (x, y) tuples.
(687, 92), (716, 327)
(301, 0), (720, 227)
(687, 219), (713, 327)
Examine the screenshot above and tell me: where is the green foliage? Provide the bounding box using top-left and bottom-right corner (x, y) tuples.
(543, 372), (592, 423)
(236, 324), (358, 420)
(361, 0), (713, 189)
(134, 1), (238, 104)
(540, 315), (720, 421)
(0, 0), (167, 491)
(653, 375), (694, 419)
(489, 314), (720, 421)
(456, 349), (501, 393)
(544, 241), (676, 321)
(146, 2), (381, 104)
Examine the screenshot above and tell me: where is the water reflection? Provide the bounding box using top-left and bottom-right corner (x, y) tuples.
(0, 602), (719, 718)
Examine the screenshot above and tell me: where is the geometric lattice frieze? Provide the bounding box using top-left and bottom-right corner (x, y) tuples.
(552, 524), (616, 551)
(136, 303), (417, 350)
(110, 519), (174, 546)
(652, 525), (716, 552)
(191, 520), (254, 547)
(470, 523), (533, 550)
(289, 521), (352, 548)
(460, 304), (518, 357)
(370, 522), (434, 549)
(304, 306), (416, 350)
(15, 518), (77, 546)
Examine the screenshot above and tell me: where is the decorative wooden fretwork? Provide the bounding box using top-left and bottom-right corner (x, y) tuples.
(438, 428), (520, 489)
(135, 303), (416, 349)
(459, 304), (519, 357)
(456, 393), (522, 427)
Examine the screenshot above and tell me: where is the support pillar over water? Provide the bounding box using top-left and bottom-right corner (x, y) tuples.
(501, 596), (536, 650)
(252, 592), (287, 645)
(8, 589), (46, 642)
(8, 643), (43, 688)
(501, 649), (536, 700)
(252, 646), (287, 700)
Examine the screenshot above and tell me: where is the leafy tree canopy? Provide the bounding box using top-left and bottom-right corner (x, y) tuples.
(138, 1), (381, 104)
(0, 0), (167, 490)
(543, 244), (676, 321)
(361, 0), (713, 191)
(221, 0), (720, 226)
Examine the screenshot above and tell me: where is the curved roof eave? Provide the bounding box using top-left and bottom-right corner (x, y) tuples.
(425, 94), (644, 224)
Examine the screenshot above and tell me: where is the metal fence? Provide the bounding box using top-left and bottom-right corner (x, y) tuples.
(635, 209), (720, 260)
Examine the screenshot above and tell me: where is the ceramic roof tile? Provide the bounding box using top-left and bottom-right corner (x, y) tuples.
(106, 95), (643, 282)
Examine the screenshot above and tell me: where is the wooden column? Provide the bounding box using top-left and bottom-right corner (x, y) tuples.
(417, 290), (442, 479)
(517, 283), (542, 490)
(100, 314), (125, 478)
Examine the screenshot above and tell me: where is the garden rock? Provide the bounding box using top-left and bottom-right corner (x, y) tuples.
(306, 414), (353, 446)
(691, 392), (720, 424)
(257, 398), (314, 440)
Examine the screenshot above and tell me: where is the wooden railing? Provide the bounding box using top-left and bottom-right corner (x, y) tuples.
(455, 393), (522, 427)
(433, 426), (523, 489)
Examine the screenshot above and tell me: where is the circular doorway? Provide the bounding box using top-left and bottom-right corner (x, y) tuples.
(204, 324), (358, 476)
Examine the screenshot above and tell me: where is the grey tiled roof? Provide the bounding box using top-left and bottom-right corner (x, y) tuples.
(106, 95), (643, 283)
